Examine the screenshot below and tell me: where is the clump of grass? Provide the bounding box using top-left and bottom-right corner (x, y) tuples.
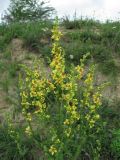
(0, 77), (10, 93)
(62, 16), (101, 30)
(99, 60), (119, 76)
(110, 129), (120, 159)
(61, 18), (120, 77)
(0, 21), (53, 52)
(8, 62), (20, 78)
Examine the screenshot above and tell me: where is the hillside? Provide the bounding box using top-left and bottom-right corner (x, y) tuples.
(0, 19), (120, 108)
(0, 19), (120, 159)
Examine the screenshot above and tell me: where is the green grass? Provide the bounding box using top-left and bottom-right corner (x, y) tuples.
(61, 19), (120, 77)
(62, 16), (101, 29)
(0, 21), (53, 52)
(0, 124), (35, 160)
(0, 19), (120, 77)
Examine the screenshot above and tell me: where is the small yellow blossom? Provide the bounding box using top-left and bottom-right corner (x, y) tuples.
(94, 114), (100, 120)
(64, 119), (70, 125)
(25, 126), (32, 136)
(75, 65), (84, 79)
(89, 119), (95, 128)
(55, 139), (60, 144)
(65, 127), (72, 137)
(26, 113), (32, 121)
(49, 145), (57, 155)
(93, 92), (101, 106)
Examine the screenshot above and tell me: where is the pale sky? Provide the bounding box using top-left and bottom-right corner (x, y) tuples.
(0, 0), (120, 21)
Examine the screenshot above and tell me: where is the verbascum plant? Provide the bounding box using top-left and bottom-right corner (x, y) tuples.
(19, 18), (105, 160)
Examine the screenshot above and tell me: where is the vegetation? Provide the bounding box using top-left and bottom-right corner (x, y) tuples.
(0, 4), (120, 159)
(62, 17), (120, 77)
(0, 19), (105, 160)
(18, 20), (107, 159)
(2, 0), (55, 23)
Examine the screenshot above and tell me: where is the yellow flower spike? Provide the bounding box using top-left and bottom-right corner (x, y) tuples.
(26, 113), (32, 121)
(35, 70), (40, 77)
(93, 92), (102, 106)
(75, 65), (84, 79)
(51, 18), (63, 42)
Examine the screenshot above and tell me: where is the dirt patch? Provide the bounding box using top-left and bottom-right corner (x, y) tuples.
(95, 70), (120, 104)
(9, 38), (26, 61)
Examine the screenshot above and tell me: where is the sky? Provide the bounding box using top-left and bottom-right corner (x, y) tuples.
(0, 0), (120, 21)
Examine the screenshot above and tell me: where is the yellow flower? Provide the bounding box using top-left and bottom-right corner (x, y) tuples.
(75, 65), (84, 79)
(65, 127), (72, 137)
(94, 114), (100, 120)
(55, 139), (60, 144)
(25, 126), (32, 136)
(93, 92), (101, 106)
(26, 113), (32, 121)
(85, 114), (90, 121)
(64, 119), (70, 125)
(89, 119), (95, 128)
(49, 145), (57, 155)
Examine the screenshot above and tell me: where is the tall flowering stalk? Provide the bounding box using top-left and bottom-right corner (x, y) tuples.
(19, 18), (105, 160)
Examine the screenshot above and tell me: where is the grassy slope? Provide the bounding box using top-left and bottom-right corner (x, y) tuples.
(62, 21), (120, 102)
(0, 19), (120, 159)
(0, 19), (120, 124)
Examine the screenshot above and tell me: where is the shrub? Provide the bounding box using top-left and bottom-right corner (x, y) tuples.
(16, 18), (106, 160)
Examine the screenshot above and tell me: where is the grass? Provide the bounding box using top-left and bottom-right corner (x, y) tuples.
(0, 21), (53, 52)
(0, 124), (35, 160)
(62, 16), (101, 29)
(61, 19), (120, 77)
(0, 18), (120, 77)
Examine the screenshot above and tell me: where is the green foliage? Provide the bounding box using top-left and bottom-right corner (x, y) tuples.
(0, 77), (10, 93)
(99, 60), (119, 76)
(0, 21), (52, 52)
(0, 16), (120, 160)
(17, 19), (105, 160)
(2, 0), (55, 23)
(62, 16), (100, 29)
(23, 21), (52, 51)
(111, 129), (120, 159)
(0, 123), (35, 160)
(61, 20), (120, 77)
(9, 62), (20, 78)
(100, 100), (120, 129)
